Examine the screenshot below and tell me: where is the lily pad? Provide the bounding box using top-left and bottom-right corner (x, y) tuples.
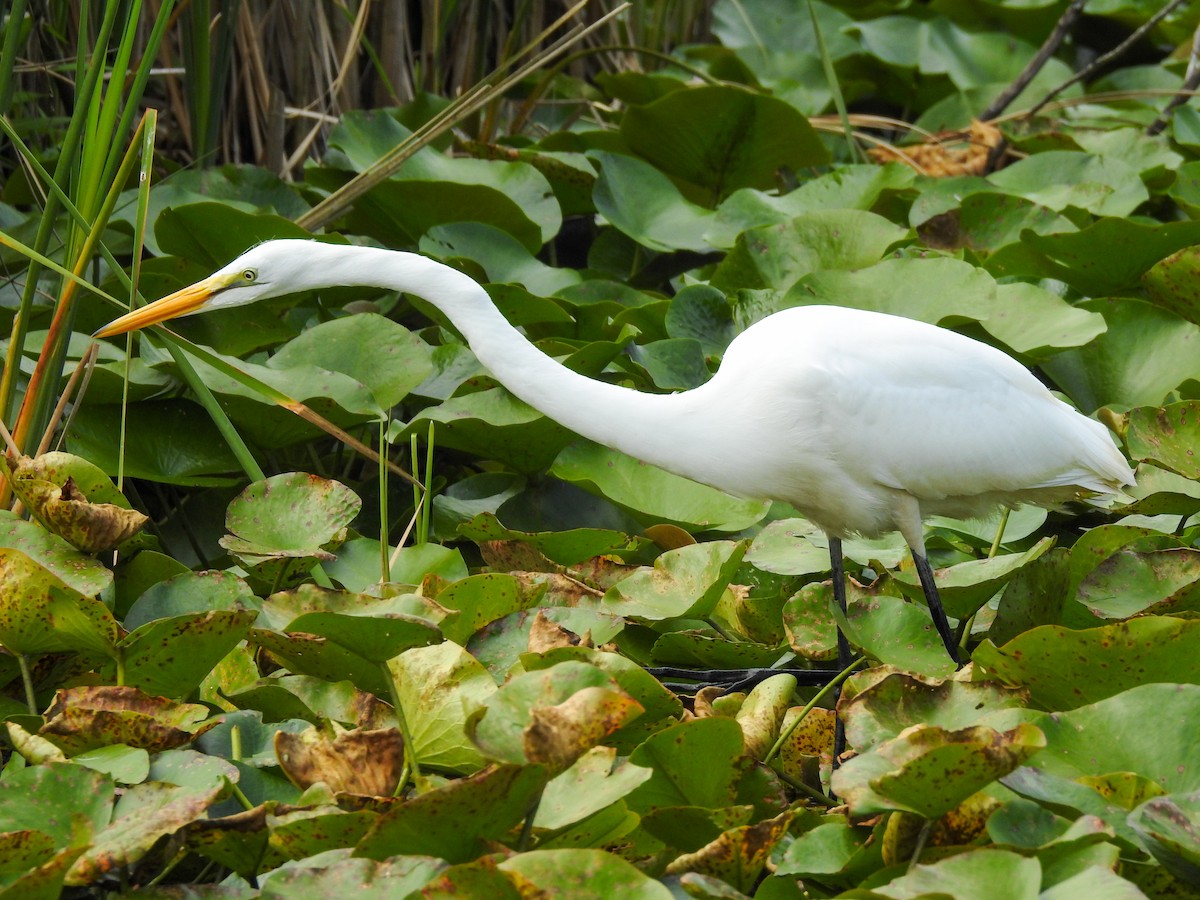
(1126, 402), (1200, 479)
(221, 473), (361, 565)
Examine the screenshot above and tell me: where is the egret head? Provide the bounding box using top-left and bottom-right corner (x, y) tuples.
(93, 239), (324, 338)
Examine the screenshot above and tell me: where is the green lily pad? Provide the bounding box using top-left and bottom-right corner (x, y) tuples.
(830, 722), (1045, 818)
(0, 548), (119, 657)
(389, 641), (498, 774)
(220, 472), (360, 568)
(250, 629), (390, 698)
(843, 672), (1029, 751)
(1029, 684), (1200, 793)
(66, 400), (244, 486)
(354, 763), (548, 863)
(0, 511), (113, 598)
(468, 661), (643, 775)
(1126, 402), (1200, 479)
(269, 313), (433, 410)
(625, 718), (744, 813)
(589, 151), (717, 253)
(1128, 790), (1200, 884)
(839, 594), (958, 678)
(868, 848), (1042, 899)
(457, 513), (636, 567)
(406, 388), (576, 474)
(1041, 298), (1200, 413)
(0, 761), (113, 848)
(988, 151), (1148, 217)
(436, 573), (539, 644)
(421, 222), (582, 296)
(1074, 546), (1200, 619)
(974, 618), (1200, 710)
(534, 746), (652, 831)
(711, 210), (908, 293)
(603, 541), (746, 620)
(892, 539), (1054, 619)
(263, 586), (440, 663)
(621, 85), (828, 202)
(258, 855), (446, 898)
(119, 609), (259, 698)
(552, 442), (770, 531)
(124, 570), (257, 630)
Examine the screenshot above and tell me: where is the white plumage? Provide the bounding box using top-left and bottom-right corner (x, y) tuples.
(95, 240), (1135, 661)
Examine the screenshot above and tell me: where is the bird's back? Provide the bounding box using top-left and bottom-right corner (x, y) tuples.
(701, 305), (1134, 537)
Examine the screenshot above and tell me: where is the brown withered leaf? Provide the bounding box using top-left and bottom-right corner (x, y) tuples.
(665, 811), (794, 892)
(527, 610), (589, 654)
(523, 687), (644, 775)
(275, 725), (405, 797)
(5, 453), (148, 553)
(40, 686), (213, 754)
(186, 804), (273, 878)
(867, 119), (1007, 177)
(692, 686), (724, 719)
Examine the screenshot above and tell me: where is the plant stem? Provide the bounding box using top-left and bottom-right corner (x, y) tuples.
(16, 655), (36, 715)
(908, 818), (936, 871)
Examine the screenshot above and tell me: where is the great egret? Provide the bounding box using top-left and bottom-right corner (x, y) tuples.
(95, 239), (1136, 664)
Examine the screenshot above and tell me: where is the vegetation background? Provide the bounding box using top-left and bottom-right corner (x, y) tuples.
(0, 0), (1199, 896)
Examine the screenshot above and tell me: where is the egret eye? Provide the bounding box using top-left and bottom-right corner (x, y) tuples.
(241, 268), (257, 283)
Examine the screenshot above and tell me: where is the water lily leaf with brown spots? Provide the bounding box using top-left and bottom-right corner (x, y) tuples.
(838, 594), (958, 679)
(1075, 546), (1200, 619)
(354, 763), (548, 863)
(534, 746), (652, 831)
(777, 706), (835, 786)
(67, 778), (226, 887)
(625, 718), (744, 814)
(664, 810), (792, 892)
(261, 587), (440, 664)
(0, 830), (84, 900)
(467, 660), (643, 775)
(275, 724), (405, 796)
(1128, 790), (1200, 885)
(869, 847), (1042, 899)
(1029, 684), (1200, 793)
(38, 686), (214, 755)
(782, 581), (841, 661)
(124, 570), (258, 630)
(117, 609), (259, 698)
(973, 618), (1200, 711)
(735, 673), (796, 760)
(1126, 402), (1200, 479)
(458, 512), (642, 567)
(831, 722), (1046, 818)
(185, 803), (273, 879)
(266, 806), (378, 862)
(603, 540), (747, 620)
(227, 674), (387, 729)
(220, 472), (361, 574)
(0, 761), (114, 849)
(0, 510), (113, 598)
(250, 628), (390, 697)
(0, 547), (119, 657)
(3, 452), (149, 553)
(842, 672), (1029, 750)
(639, 806), (754, 854)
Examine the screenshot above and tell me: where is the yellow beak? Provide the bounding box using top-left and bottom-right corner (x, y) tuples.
(92, 278), (220, 339)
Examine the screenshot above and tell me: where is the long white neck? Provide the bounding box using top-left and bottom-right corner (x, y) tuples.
(334, 246), (723, 482)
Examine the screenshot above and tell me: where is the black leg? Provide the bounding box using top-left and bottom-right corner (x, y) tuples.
(830, 537), (851, 771)
(912, 551), (963, 667)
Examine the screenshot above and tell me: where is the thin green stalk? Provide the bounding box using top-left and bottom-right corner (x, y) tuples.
(988, 508), (1011, 559)
(518, 795), (542, 851)
(379, 418), (390, 583)
(411, 432), (423, 546)
(807, 0), (863, 163)
(17, 655), (37, 715)
(114, 649), (126, 687)
(420, 422), (435, 546)
(380, 661), (422, 788)
(763, 656), (867, 766)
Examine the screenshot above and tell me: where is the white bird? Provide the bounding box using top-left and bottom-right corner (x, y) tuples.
(94, 239), (1136, 663)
